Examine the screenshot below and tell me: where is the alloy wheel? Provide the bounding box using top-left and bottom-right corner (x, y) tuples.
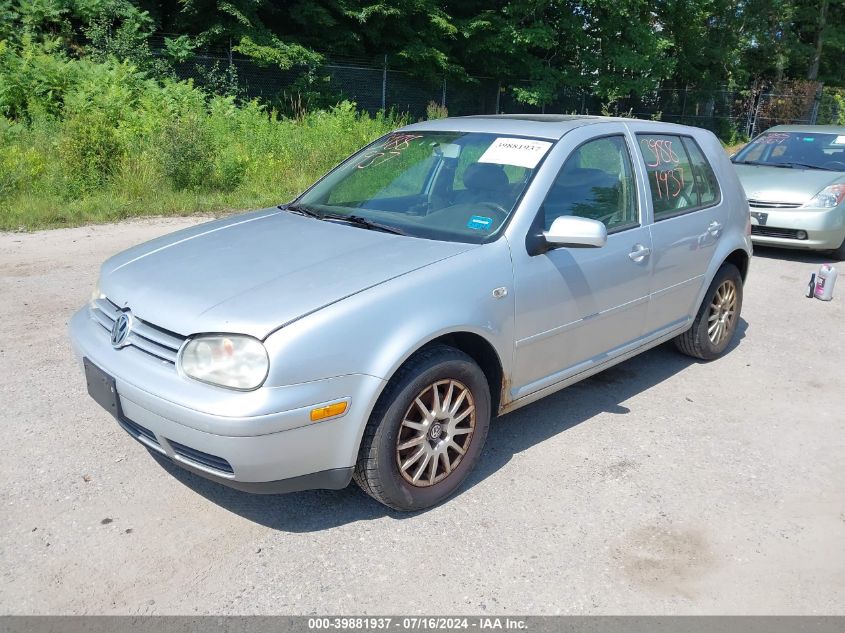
(395, 379), (476, 487)
(708, 279), (737, 345)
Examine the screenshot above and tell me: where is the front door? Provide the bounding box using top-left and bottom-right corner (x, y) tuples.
(510, 128), (653, 400)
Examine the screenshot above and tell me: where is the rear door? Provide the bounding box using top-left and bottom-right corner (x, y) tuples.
(627, 126), (726, 335)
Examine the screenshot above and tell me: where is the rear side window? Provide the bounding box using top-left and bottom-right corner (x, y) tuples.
(682, 137), (719, 206)
(637, 134), (719, 220)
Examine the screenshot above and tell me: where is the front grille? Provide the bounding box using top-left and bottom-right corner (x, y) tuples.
(747, 199), (802, 209)
(91, 298), (185, 363)
(169, 440), (234, 474)
(750, 225), (806, 239)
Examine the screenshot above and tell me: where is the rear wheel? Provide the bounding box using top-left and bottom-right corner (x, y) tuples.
(353, 345), (491, 511)
(674, 263), (743, 360)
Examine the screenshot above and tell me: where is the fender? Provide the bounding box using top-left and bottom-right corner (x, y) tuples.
(263, 237), (516, 390)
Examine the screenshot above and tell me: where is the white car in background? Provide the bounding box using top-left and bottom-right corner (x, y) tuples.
(732, 125), (845, 259)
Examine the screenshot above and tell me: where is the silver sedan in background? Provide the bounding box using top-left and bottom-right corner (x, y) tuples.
(732, 124), (845, 259)
(70, 115), (752, 511)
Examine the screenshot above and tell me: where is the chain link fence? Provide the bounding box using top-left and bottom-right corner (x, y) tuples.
(156, 40), (822, 137)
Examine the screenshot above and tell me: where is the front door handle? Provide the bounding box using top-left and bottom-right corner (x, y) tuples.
(628, 244), (651, 262)
(708, 221), (723, 237)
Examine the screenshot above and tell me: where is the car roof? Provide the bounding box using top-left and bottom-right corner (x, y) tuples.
(400, 114), (697, 140)
(764, 124), (845, 134)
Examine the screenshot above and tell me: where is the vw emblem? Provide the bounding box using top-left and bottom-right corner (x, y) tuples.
(110, 312), (132, 348)
(429, 423), (443, 440)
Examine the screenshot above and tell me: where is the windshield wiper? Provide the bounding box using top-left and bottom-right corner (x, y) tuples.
(279, 202), (321, 218)
(321, 213), (408, 236)
(774, 162), (836, 171)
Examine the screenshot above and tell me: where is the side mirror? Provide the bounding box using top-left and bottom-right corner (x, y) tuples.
(543, 216), (607, 249)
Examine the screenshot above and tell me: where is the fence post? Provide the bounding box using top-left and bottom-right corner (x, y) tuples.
(381, 54), (387, 111)
(495, 82), (501, 114)
(810, 83), (823, 124)
(746, 83), (761, 138)
(442, 78), (446, 108)
(752, 94), (765, 137)
(681, 86), (687, 124)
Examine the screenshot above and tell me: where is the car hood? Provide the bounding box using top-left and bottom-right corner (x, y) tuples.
(100, 209), (476, 339)
(733, 163), (845, 205)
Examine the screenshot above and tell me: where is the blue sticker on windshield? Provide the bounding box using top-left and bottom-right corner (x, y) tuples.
(467, 215), (494, 231)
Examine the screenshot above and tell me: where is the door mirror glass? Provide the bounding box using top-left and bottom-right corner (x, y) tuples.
(543, 216), (607, 248)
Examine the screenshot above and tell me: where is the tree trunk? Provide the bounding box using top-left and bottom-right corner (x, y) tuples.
(808, 0), (829, 80)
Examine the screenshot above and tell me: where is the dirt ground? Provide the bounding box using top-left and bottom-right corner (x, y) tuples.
(0, 216), (843, 615)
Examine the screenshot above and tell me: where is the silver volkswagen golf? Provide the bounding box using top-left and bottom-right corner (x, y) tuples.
(70, 115), (752, 511)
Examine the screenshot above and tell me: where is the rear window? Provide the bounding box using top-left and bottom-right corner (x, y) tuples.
(637, 134), (720, 220)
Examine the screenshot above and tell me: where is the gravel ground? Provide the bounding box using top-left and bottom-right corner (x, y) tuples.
(1, 217), (843, 615)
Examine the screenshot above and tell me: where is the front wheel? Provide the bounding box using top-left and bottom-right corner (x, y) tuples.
(674, 263), (743, 360)
(353, 345), (491, 511)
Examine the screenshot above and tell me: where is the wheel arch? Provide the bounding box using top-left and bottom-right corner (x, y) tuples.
(369, 330), (506, 422)
(723, 248), (750, 281)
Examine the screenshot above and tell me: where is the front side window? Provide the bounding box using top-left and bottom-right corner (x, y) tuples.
(297, 132), (553, 243)
(541, 135), (638, 233)
(733, 131), (845, 172)
(637, 134), (699, 219)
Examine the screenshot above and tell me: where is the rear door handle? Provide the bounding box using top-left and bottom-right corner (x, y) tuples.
(628, 244), (651, 262)
(708, 221), (723, 237)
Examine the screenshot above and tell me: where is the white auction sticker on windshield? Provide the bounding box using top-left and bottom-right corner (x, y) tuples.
(833, 135), (845, 145)
(478, 137), (553, 169)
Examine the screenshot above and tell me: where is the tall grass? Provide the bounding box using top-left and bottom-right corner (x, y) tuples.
(0, 41), (405, 231)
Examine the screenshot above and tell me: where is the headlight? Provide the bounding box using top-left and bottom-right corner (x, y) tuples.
(179, 335), (269, 390)
(89, 278), (104, 306)
(803, 184), (845, 208)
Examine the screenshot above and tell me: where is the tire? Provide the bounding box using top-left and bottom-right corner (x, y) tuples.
(674, 263), (743, 361)
(353, 345), (491, 511)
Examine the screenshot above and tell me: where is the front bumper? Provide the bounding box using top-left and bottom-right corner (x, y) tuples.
(69, 307), (385, 492)
(749, 206), (845, 251)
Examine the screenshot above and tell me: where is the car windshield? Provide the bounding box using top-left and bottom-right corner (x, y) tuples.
(294, 131), (553, 243)
(733, 131), (845, 171)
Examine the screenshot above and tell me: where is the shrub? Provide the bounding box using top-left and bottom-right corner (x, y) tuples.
(160, 116), (215, 191)
(58, 111), (121, 196)
(0, 40), (406, 230)
(426, 100), (448, 120)
(818, 88), (845, 126)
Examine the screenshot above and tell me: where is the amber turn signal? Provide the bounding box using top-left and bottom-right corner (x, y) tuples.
(310, 401), (348, 422)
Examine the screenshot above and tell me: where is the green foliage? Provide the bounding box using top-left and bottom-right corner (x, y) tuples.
(58, 110), (121, 196)
(818, 87), (845, 125)
(0, 37), (71, 119)
(0, 38), (405, 230)
(3, 1), (844, 118)
(425, 101), (448, 120)
(2, 0), (844, 232)
(193, 60), (240, 98)
(160, 115), (214, 190)
(235, 35), (322, 70)
(163, 35), (195, 63)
